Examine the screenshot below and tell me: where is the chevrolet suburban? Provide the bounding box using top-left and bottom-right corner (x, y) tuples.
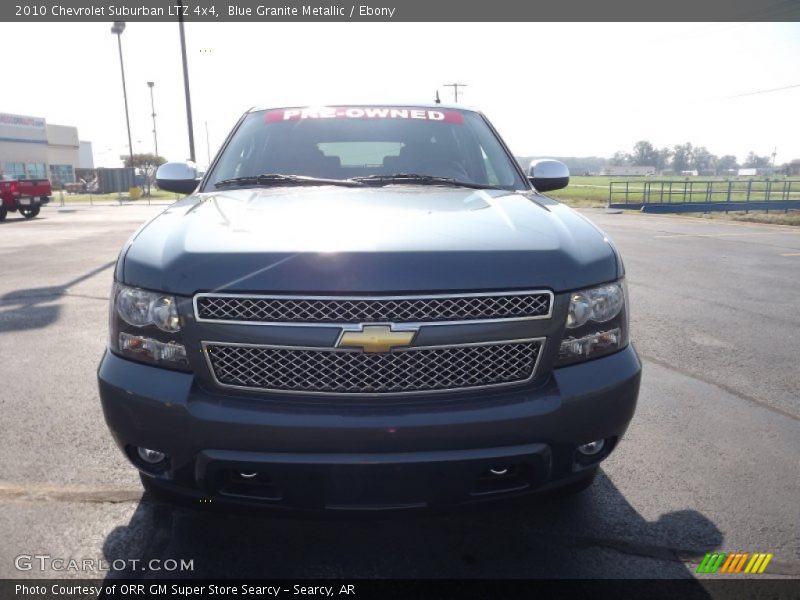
(97, 104), (641, 510)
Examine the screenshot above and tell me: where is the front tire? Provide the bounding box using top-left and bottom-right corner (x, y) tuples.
(19, 206), (40, 219)
(0, 207), (7, 222)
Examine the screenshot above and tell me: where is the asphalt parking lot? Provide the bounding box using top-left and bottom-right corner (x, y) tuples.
(0, 203), (798, 581)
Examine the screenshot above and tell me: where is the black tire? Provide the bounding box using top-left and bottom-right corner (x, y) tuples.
(19, 206), (40, 219)
(0, 207), (7, 222)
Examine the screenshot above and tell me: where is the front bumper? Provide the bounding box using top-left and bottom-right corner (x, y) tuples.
(98, 344), (641, 510)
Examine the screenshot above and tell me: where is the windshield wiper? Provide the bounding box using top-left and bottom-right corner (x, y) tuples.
(215, 173), (363, 188)
(351, 173), (500, 190)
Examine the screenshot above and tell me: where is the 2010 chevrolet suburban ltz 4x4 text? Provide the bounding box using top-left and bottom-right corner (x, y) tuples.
(98, 105), (641, 510)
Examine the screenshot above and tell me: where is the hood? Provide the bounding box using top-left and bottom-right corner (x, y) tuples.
(121, 186), (618, 295)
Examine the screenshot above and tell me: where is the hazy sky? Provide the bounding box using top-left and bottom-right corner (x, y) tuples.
(1, 21), (798, 168)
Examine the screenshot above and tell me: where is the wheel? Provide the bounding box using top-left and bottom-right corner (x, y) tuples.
(0, 207), (7, 222)
(19, 206), (40, 219)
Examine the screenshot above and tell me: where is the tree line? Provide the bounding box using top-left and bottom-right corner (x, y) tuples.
(610, 141), (780, 174)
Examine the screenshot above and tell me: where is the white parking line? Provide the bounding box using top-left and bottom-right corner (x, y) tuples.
(655, 231), (799, 239)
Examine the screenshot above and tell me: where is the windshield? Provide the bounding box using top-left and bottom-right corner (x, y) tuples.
(203, 107), (527, 191)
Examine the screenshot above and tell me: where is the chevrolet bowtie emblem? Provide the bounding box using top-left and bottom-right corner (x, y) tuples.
(337, 325), (417, 353)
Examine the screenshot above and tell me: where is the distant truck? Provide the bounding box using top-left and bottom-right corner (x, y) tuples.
(0, 175), (52, 221)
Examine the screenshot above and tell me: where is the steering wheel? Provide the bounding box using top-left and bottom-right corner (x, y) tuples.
(411, 159), (471, 181)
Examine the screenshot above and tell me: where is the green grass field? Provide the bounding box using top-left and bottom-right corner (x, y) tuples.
(549, 175), (800, 206)
(547, 177), (610, 207)
(50, 189), (182, 204)
(547, 176), (718, 207)
(547, 176), (800, 225)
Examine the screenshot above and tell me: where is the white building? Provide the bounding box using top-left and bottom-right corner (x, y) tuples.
(0, 111), (93, 184)
(601, 165), (657, 176)
(79, 141), (94, 169)
(737, 167), (773, 177)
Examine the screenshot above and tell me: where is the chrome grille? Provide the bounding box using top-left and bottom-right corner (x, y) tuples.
(204, 341), (542, 395)
(195, 292), (552, 324)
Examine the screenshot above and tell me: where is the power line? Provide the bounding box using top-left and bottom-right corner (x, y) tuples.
(727, 82), (800, 99)
(443, 83), (467, 103)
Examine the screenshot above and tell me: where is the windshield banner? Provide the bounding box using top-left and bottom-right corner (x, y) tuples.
(264, 107), (465, 124)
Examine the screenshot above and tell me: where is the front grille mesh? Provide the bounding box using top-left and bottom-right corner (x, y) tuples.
(205, 342), (541, 394)
(196, 293), (551, 324)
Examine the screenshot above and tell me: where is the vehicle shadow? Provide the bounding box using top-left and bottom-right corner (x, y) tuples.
(0, 261), (115, 333)
(0, 214), (38, 224)
(102, 470), (721, 584)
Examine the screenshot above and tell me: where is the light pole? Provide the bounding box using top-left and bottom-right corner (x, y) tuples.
(177, 0), (196, 163)
(111, 21), (134, 170)
(147, 81), (158, 158)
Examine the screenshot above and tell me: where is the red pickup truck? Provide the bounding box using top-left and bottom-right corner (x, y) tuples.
(0, 175), (52, 221)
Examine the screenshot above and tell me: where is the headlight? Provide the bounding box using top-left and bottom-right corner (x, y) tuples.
(116, 286), (181, 332)
(566, 282), (624, 328)
(109, 283), (189, 370)
(556, 280), (629, 367)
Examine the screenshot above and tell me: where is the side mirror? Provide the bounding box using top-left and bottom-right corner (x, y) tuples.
(156, 162), (200, 195)
(528, 159), (569, 192)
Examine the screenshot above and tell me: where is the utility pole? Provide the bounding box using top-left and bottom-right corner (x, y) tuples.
(147, 81), (158, 157)
(178, 0), (196, 163)
(443, 83), (467, 103)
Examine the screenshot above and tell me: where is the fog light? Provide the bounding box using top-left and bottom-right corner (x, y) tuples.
(137, 447), (166, 464)
(489, 467), (509, 476)
(119, 333), (188, 367)
(239, 472), (258, 479)
(559, 328), (621, 361)
(577, 439), (605, 456)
